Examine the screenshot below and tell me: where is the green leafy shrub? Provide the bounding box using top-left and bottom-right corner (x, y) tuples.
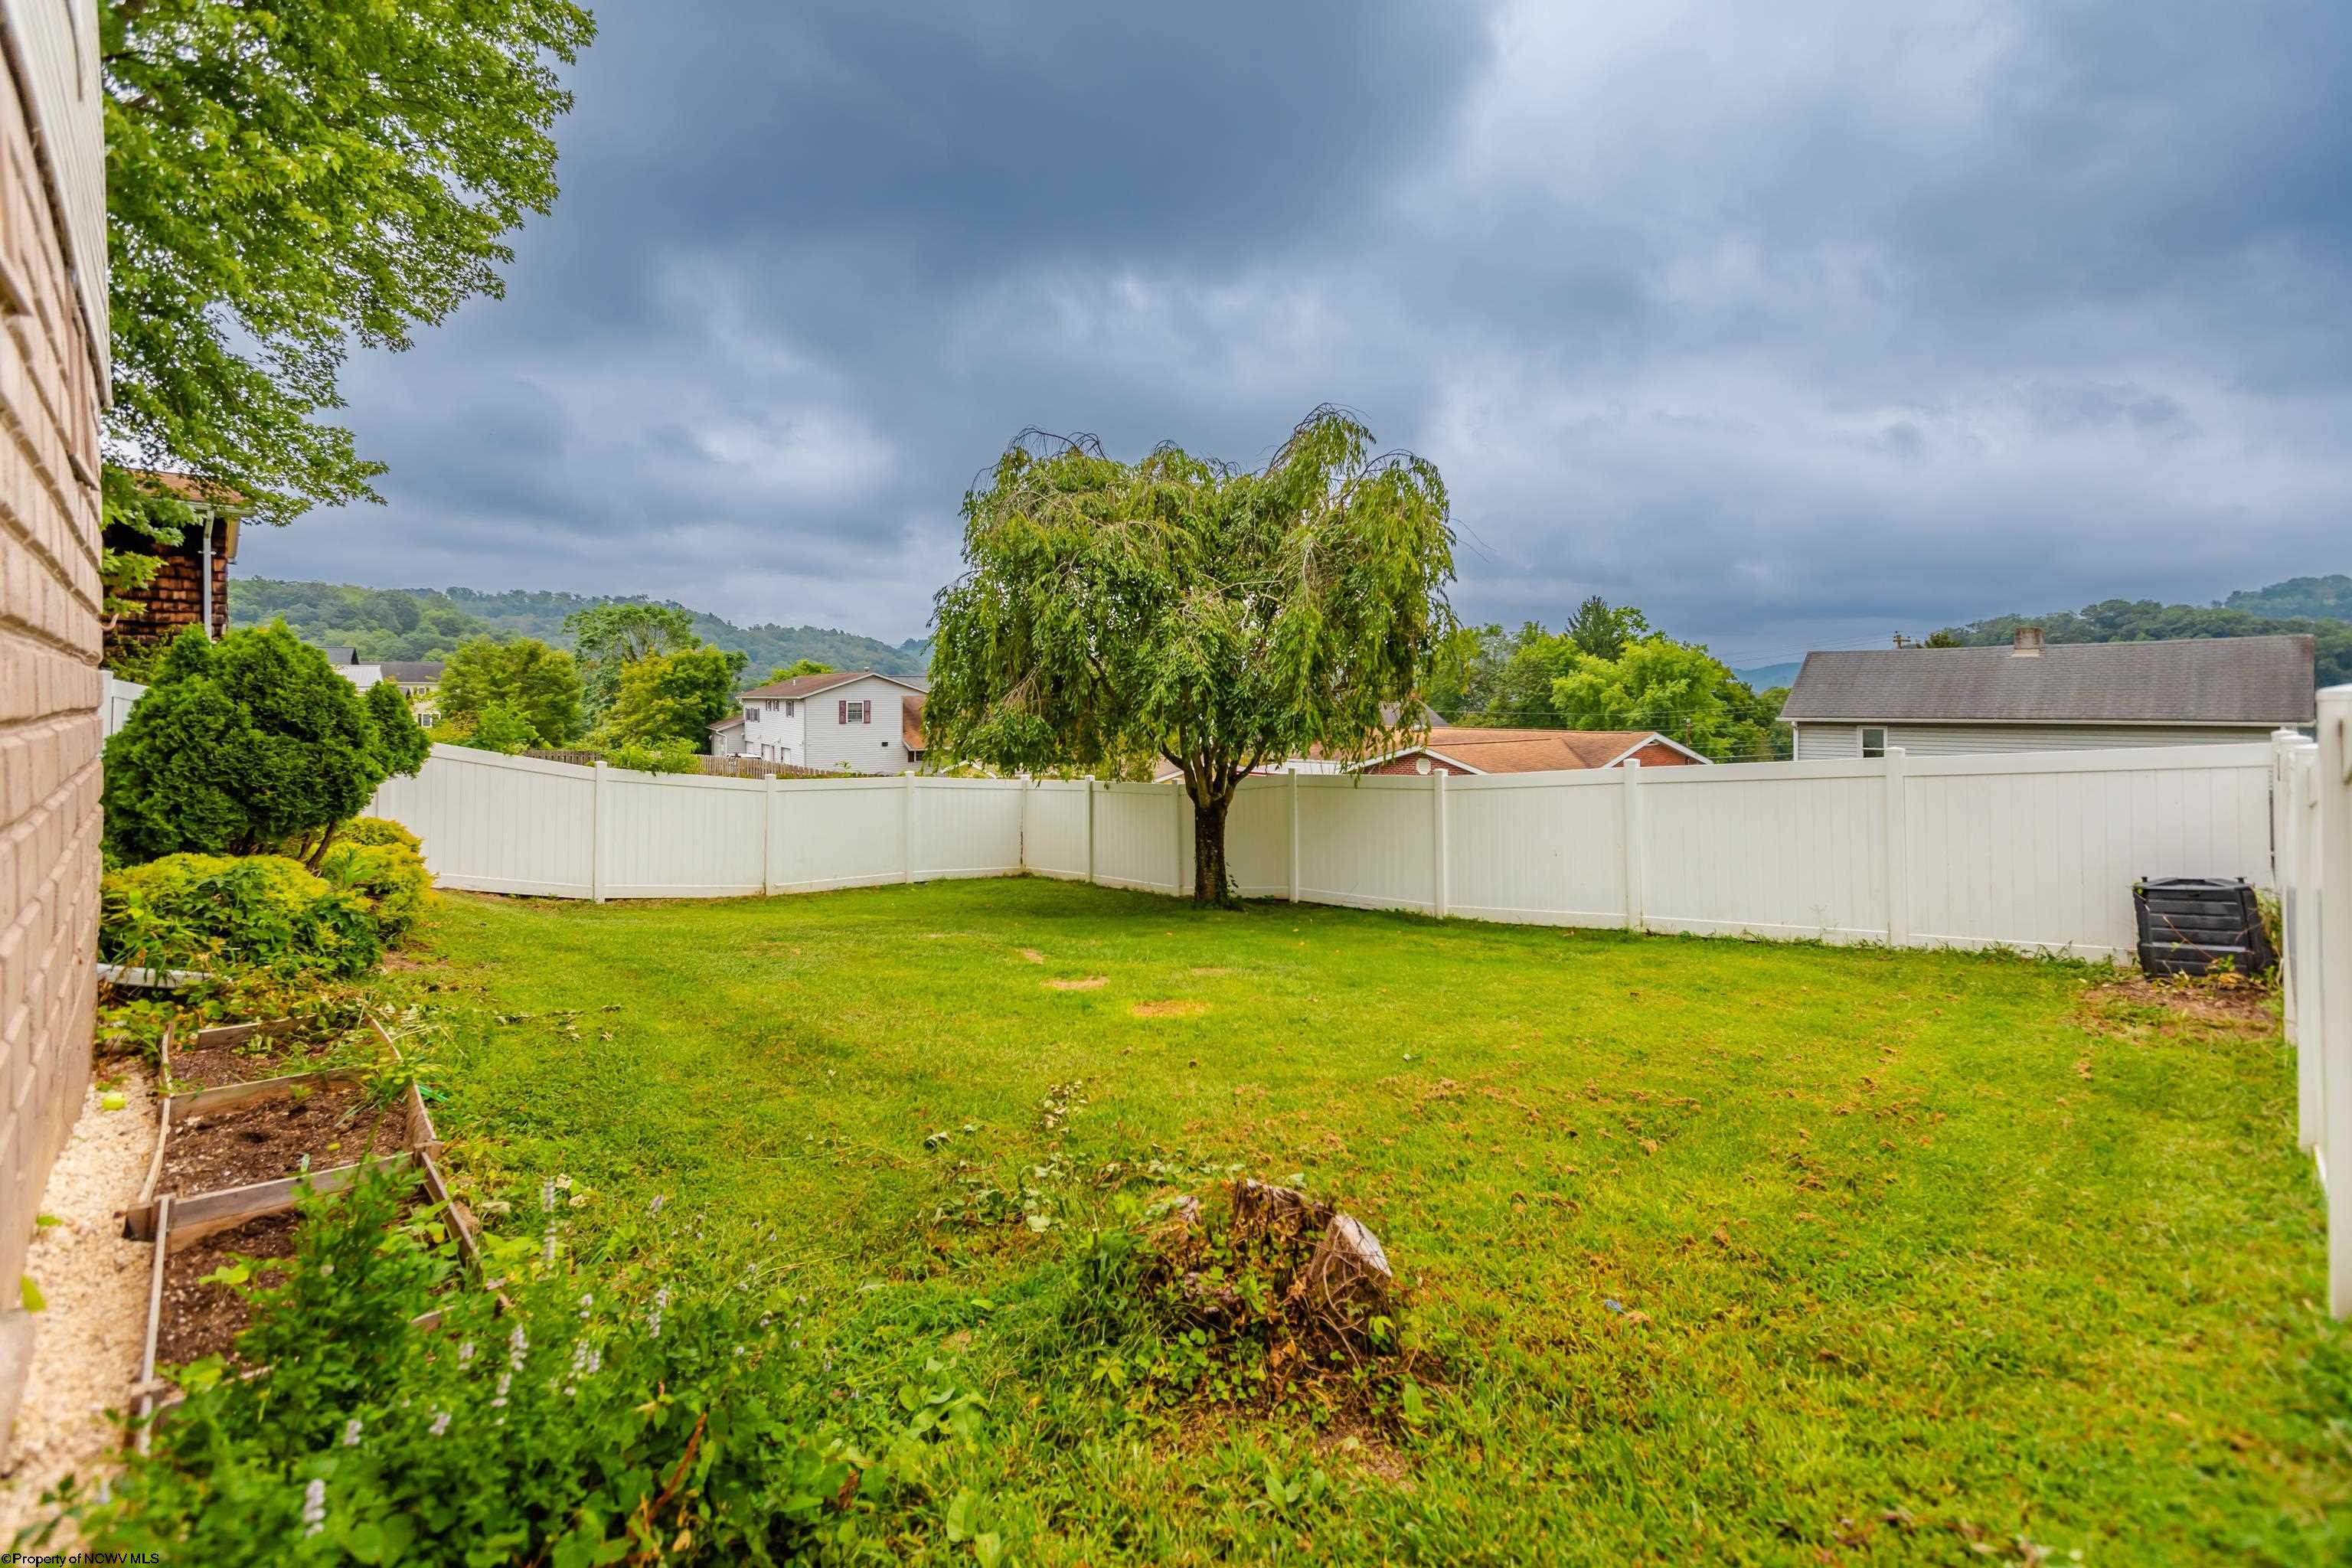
(317, 833), (431, 945)
(102, 624), (430, 864)
(604, 737), (701, 774)
(57, 1173), (864, 1565)
(458, 699), (537, 754)
(100, 854), (381, 978)
(336, 815), (422, 853)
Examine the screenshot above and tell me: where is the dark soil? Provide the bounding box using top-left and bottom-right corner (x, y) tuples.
(161, 1080), (407, 1196)
(155, 1210), (300, 1366)
(164, 1040), (341, 1091)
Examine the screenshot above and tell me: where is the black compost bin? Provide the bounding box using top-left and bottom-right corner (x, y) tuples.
(2132, 876), (2276, 978)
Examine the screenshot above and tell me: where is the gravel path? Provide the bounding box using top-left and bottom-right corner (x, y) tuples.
(0, 1064), (160, 1539)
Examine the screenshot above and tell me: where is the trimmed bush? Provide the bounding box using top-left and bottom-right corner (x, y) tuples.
(100, 854), (381, 978)
(336, 815), (423, 853)
(102, 624), (429, 865)
(318, 836), (431, 944)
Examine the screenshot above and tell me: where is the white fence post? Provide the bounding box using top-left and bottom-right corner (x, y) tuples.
(1171, 782), (1185, 897)
(1621, 759), (1645, 933)
(2275, 729), (2304, 1045)
(1288, 772), (1301, 904)
(1432, 769), (1449, 918)
(762, 770), (778, 897)
(1085, 777), (1096, 885)
(900, 773), (915, 884)
(591, 761), (608, 904)
(1884, 746), (1910, 948)
(2316, 684), (2352, 1316)
(2294, 749), (2325, 1151)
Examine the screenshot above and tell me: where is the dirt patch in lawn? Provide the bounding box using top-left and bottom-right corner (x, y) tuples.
(2085, 975), (2277, 1034)
(1018, 949), (1046, 964)
(161, 1082), (406, 1196)
(1047, 976), (1107, 991)
(155, 1210), (301, 1366)
(1132, 1000), (1209, 1019)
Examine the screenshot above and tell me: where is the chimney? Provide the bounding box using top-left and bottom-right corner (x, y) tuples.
(2011, 626), (2045, 658)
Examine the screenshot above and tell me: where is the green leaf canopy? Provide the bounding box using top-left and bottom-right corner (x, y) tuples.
(928, 407), (1455, 903)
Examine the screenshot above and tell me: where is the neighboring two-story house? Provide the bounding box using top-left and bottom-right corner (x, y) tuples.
(319, 648), (443, 724)
(725, 670), (929, 773)
(1780, 629), (2315, 758)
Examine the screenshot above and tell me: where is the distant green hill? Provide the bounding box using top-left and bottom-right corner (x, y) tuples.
(1929, 578), (2350, 686)
(2222, 574), (2352, 622)
(230, 580), (931, 678)
(1731, 660), (1803, 690)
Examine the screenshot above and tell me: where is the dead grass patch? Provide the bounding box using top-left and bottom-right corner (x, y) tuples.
(1132, 1000), (1209, 1019)
(1047, 976), (1108, 991)
(2085, 973), (2277, 1034)
(1018, 949), (1046, 964)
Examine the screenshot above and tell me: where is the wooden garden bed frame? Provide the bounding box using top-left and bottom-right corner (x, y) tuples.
(124, 1017), (483, 1447)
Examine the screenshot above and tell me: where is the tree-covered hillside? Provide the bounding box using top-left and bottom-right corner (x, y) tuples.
(2222, 574), (2352, 622)
(230, 580), (931, 676)
(1927, 592), (2351, 686)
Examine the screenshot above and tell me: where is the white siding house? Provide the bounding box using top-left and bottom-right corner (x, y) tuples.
(733, 671), (927, 774)
(1782, 630), (2315, 759)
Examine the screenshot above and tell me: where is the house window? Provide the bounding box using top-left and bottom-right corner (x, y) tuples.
(838, 699), (871, 724)
(743, 708), (757, 724)
(1860, 727), (1887, 759)
(785, 700), (795, 717)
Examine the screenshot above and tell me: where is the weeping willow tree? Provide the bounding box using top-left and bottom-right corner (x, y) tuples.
(927, 407), (1455, 906)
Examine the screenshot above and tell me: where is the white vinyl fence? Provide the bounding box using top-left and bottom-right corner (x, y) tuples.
(2273, 689), (2352, 1317)
(376, 739), (2277, 962)
(103, 675), (146, 737)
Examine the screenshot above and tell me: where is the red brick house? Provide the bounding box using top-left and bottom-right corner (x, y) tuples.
(103, 471), (243, 646)
(1152, 726), (1711, 780)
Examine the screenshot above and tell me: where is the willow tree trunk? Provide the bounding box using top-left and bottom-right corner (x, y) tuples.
(1190, 790), (1236, 907)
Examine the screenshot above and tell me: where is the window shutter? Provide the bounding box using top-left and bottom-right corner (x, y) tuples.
(863, 701), (872, 725)
(838, 699), (847, 724)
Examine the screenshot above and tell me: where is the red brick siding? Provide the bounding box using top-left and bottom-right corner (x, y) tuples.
(0, 38), (103, 1285)
(103, 517), (230, 644)
(1625, 740), (1701, 767)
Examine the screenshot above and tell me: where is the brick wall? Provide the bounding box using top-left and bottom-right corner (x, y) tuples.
(0, 37), (104, 1286)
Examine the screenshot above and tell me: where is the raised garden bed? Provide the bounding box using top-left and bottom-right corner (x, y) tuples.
(122, 1018), (482, 1446)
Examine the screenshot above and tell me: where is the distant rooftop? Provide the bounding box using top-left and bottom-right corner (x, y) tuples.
(1780, 634), (2315, 725)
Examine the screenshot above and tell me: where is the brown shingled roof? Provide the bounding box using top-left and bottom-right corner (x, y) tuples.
(1407, 728), (1697, 773)
(739, 669), (928, 701)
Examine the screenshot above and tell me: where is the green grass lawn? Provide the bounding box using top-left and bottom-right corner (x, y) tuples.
(413, 877), (2347, 1565)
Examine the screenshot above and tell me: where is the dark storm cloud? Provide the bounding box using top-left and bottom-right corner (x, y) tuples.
(243, 1), (2352, 666)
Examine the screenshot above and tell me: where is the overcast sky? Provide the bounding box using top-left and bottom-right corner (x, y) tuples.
(238, 0), (2352, 669)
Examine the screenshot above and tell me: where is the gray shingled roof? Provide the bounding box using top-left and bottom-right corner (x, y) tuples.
(1779, 635), (2315, 724)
